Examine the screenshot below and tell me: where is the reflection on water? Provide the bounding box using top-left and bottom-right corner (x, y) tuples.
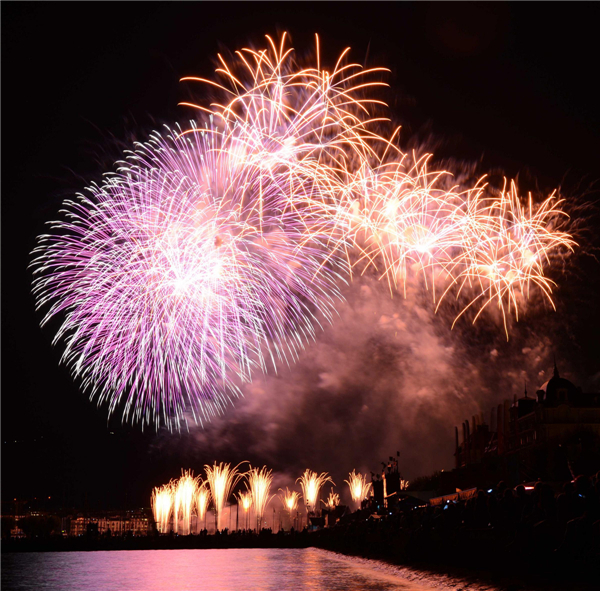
(1, 548), (439, 591)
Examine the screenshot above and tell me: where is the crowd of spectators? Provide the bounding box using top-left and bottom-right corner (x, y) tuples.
(315, 473), (600, 571)
(421, 473), (600, 558)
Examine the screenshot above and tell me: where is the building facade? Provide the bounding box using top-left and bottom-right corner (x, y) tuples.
(454, 364), (600, 484)
(69, 511), (150, 536)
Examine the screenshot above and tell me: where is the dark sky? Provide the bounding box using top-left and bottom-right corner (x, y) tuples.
(2, 2), (599, 510)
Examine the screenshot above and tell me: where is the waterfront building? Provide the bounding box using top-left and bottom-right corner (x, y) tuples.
(69, 511), (150, 536)
(454, 364), (600, 485)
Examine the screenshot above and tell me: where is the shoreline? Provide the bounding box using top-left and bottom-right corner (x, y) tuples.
(310, 525), (599, 591)
(0, 531), (309, 553)
(3, 530), (598, 591)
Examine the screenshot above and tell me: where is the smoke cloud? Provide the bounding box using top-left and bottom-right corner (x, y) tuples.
(153, 263), (573, 504)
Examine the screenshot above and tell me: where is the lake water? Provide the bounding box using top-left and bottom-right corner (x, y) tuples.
(1, 548), (445, 591)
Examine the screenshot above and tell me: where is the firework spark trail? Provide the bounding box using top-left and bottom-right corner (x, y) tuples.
(151, 483), (174, 533)
(246, 465), (273, 530)
(297, 469), (334, 513)
(204, 461), (244, 531)
(345, 470), (372, 510)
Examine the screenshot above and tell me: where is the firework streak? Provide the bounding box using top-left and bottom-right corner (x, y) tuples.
(32, 34), (576, 427)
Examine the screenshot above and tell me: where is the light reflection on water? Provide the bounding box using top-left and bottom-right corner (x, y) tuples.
(1, 548), (439, 591)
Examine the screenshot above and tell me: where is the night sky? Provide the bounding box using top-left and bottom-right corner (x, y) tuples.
(3, 3), (599, 511)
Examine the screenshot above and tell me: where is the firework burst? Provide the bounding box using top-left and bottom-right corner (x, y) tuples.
(180, 33), (391, 261)
(32, 122), (345, 428)
(340, 156), (466, 291)
(441, 180), (576, 335)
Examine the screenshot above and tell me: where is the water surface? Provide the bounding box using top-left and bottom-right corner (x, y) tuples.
(2, 548), (440, 591)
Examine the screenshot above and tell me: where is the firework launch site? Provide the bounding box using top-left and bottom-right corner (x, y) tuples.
(5, 371), (600, 590)
(3, 474), (599, 591)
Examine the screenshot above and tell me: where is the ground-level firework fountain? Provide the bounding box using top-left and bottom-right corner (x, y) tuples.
(151, 483), (173, 534)
(195, 483), (210, 533)
(246, 466), (273, 531)
(322, 488), (340, 511)
(280, 487), (301, 530)
(345, 470), (373, 511)
(204, 462), (244, 531)
(236, 491), (252, 531)
(173, 470), (196, 535)
(297, 470), (334, 516)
